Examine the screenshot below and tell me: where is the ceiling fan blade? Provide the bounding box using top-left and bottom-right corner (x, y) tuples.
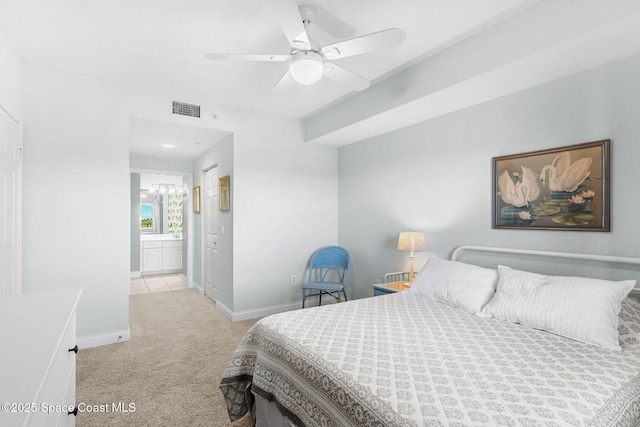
(204, 53), (289, 62)
(321, 28), (406, 60)
(323, 63), (370, 92)
(270, 0), (311, 50)
(269, 71), (295, 94)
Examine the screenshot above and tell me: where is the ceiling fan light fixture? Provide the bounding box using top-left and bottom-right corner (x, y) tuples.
(289, 51), (323, 85)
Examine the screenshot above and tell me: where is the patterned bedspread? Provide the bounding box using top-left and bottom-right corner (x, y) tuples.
(220, 292), (640, 426)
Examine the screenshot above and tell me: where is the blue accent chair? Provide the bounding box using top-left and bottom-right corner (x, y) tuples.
(302, 246), (351, 308)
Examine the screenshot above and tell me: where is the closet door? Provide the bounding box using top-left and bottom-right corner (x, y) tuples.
(203, 167), (218, 301)
(0, 106), (21, 296)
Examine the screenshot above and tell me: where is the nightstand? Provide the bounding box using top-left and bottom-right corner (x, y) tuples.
(372, 281), (411, 296)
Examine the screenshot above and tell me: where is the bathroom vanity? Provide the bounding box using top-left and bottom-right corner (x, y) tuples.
(140, 234), (182, 274)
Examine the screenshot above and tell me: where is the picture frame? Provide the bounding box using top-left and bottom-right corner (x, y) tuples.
(492, 139), (610, 231)
(219, 175), (230, 212)
(193, 186), (201, 213)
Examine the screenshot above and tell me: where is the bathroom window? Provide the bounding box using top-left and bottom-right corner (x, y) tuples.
(141, 203), (154, 230)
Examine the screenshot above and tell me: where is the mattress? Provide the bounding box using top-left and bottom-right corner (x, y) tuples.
(220, 292), (640, 426)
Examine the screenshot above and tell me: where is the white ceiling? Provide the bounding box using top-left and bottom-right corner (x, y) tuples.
(130, 117), (231, 160)
(0, 0), (536, 120)
(5, 1), (640, 154)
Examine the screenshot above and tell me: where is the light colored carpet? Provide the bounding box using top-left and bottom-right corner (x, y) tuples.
(76, 289), (257, 426)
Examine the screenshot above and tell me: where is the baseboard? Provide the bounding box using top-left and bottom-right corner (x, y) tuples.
(216, 300), (233, 320)
(192, 281), (204, 295)
(180, 274), (188, 285)
(141, 269), (181, 276)
(216, 300), (302, 322)
(130, 271), (141, 278)
(77, 329), (131, 349)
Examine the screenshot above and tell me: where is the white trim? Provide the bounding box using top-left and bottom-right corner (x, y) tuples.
(130, 271), (141, 278)
(17, 120), (22, 294)
(201, 164), (217, 302)
(216, 300), (233, 320)
(452, 245), (640, 292)
(0, 101), (21, 124)
(76, 329), (131, 349)
(140, 269), (182, 275)
(186, 173), (194, 290)
(130, 167), (192, 177)
(0, 103), (23, 295)
(192, 281), (204, 295)
(216, 300), (302, 322)
(451, 245), (640, 265)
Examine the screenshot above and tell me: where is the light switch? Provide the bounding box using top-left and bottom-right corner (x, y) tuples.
(220, 225), (225, 236)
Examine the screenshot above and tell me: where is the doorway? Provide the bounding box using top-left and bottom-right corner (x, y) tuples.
(203, 166), (218, 301)
(130, 169), (194, 289)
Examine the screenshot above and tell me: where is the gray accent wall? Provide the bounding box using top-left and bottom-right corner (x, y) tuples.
(338, 52), (640, 300)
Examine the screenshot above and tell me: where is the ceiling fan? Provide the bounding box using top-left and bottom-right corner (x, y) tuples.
(204, 0), (406, 93)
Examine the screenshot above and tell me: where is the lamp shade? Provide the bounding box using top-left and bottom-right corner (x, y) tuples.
(289, 51), (324, 85)
(397, 232), (426, 252)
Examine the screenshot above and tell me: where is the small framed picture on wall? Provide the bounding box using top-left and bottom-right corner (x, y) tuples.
(219, 175), (230, 212)
(193, 186), (201, 213)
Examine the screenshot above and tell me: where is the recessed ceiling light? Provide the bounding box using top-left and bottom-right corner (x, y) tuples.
(161, 144), (175, 148)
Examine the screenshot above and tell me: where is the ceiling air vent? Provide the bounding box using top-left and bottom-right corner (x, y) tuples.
(172, 101), (201, 118)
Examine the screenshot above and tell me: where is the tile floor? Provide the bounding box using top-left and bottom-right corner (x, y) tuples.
(130, 272), (187, 295)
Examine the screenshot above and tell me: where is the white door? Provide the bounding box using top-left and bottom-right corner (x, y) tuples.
(0, 106), (22, 296)
(203, 167), (218, 301)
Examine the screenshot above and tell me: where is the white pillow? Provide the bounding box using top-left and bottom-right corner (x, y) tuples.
(407, 258), (498, 316)
(482, 265), (636, 351)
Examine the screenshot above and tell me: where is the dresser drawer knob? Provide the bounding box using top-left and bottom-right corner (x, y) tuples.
(69, 407), (78, 416)
(69, 345), (78, 354)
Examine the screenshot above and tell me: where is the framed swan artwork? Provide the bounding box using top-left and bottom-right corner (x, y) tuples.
(492, 139), (610, 231)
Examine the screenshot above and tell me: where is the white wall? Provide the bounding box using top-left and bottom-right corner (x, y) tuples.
(22, 66), (131, 344)
(232, 114), (338, 313)
(130, 154), (195, 174)
(338, 53), (640, 299)
(21, 62), (339, 342)
(0, 25), (22, 118)
(194, 115), (339, 316)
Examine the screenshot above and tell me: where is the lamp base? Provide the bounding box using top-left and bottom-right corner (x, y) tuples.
(409, 253), (415, 281)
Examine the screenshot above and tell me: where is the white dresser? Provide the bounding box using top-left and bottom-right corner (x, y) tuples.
(0, 289), (81, 426)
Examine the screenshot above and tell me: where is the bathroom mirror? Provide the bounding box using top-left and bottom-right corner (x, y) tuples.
(140, 191), (184, 235)
(139, 174), (185, 236)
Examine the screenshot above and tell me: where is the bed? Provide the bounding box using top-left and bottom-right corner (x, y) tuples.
(220, 246), (640, 426)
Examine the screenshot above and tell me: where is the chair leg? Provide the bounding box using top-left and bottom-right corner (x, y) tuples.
(343, 289), (348, 302)
(319, 292), (322, 307)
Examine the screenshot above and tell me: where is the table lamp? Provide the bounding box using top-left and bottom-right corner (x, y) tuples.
(397, 232), (426, 280)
